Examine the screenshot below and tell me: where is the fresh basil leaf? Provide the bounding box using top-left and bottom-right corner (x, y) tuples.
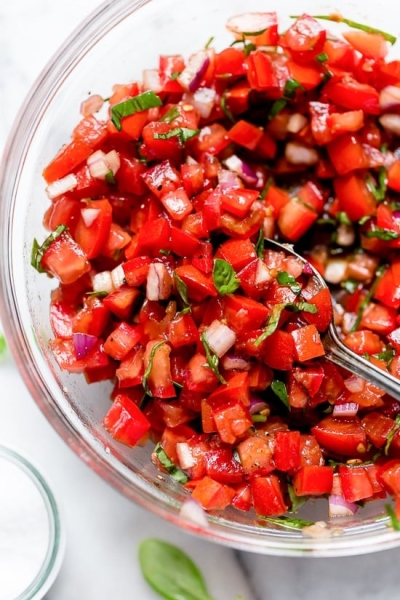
(154, 127), (200, 145)
(351, 265), (387, 332)
(386, 504), (400, 531)
(31, 224), (68, 273)
(160, 106), (180, 124)
(341, 279), (359, 294)
(385, 414), (400, 455)
(252, 414), (268, 423)
(170, 71), (181, 81)
(269, 98), (287, 119)
(254, 301), (317, 347)
(358, 215), (371, 225)
(316, 52), (329, 63)
(367, 170), (387, 202)
(292, 301), (318, 314)
(201, 331), (226, 385)
(255, 228), (265, 259)
(142, 340), (166, 395)
(174, 273), (189, 307)
(205, 35), (214, 48)
(86, 290), (109, 298)
(220, 93), (236, 124)
(373, 347), (395, 367)
(364, 227), (400, 241)
(271, 379), (290, 410)
(212, 259), (240, 295)
(277, 271), (301, 294)
(302, 14), (396, 44)
(288, 484), (307, 513)
(336, 211), (351, 226)
(154, 443), (189, 484)
(283, 78), (304, 99)
(259, 176), (273, 200)
(159, 249), (171, 256)
(111, 90), (163, 131)
(261, 516), (313, 529)
(105, 170), (116, 185)
(139, 539), (215, 600)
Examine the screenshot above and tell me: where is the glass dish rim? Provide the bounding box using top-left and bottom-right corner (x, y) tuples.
(1, 0), (400, 557)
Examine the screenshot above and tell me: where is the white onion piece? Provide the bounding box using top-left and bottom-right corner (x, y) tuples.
(379, 113), (400, 136)
(105, 150), (120, 175)
(183, 87), (216, 119)
(344, 375), (365, 393)
(379, 85), (400, 110)
(179, 497), (209, 528)
(92, 270), (114, 294)
(336, 223), (355, 247)
(143, 68), (163, 93)
(87, 149), (106, 166)
(287, 113), (308, 134)
(218, 169), (242, 191)
(176, 443), (195, 469)
(81, 208), (100, 228)
(285, 142), (319, 166)
(146, 263), (173, 301)
(332, 402), (359, 417)
(178, 50), (210, 93)
(45, 174), (77, 199)
(226, 12), (276, 38)
(80, 94), (104, 117)
(224, 154), (258, 185)
(255, 259), (272, 285)
(220, 355), (251, 371)
(89, 159), (110, 179)
(111, 264), (126, 290)
(324, 258), (348, 285)
(329, 494), (358, 518)
(204, 319), (237, 358)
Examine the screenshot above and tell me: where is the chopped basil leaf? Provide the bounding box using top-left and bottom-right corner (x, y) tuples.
(304, 15), (396, 44)
(283, 78), (304, 99)
(366, 169), (387, 202)
(385, 504), (400, 531)
(205, 35), (214, 48)
(242, 27), (268, 36)
(288, 484), (307, 513)
(316, 52), (329, 63)
(159, 249), (171, 256)
(262, 516), (313, 529)
(358, 215), (371, 225)
(336, 211), (352, 226)
(255, 301), (317, 347)
(351, 265), (387, 332)
(142, 340), (166, 395)
(271, 379), (290, 410)
(293, 302), (318, 314)
(111, 90), (163, 131)
(212, 259), (240, 295)
(341, 279), (359, 294)
(243, 42), (257, 57)
(277, 271), (301, 294)
(174, 273), (189, 307)
(252, 414), (268, 423)
(31, 224), (68, 273)
(364, 227), (400, 241)
(259, 176), (273, 200)
(170, 71), (181, 81)
(385, 414), (400, 455)
(255, 228), (265, 259)
(105, 170), (116, 185)
(160, 106), (180, 123)
(201, 331), (226, 385)
(373, 347), (395, 367)
(153, 127), (200, 145)
(0, 334), (6, 359)
(269, 98), (287, 119)
(220, 93), (236, 124)
(154, 443), (189, 484)
(86, 290), (109, 298)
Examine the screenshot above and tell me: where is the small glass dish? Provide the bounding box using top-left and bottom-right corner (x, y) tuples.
(0, 445), (65, 600)
(1, 0), (400, 557)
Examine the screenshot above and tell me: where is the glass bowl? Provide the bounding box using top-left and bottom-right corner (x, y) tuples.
(1, 0), (400, 557)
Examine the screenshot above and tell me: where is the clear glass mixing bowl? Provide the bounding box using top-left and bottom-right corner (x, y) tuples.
(1, 0), (400, 556)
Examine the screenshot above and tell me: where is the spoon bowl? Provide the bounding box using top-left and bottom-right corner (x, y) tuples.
(266, 238), (400, 401)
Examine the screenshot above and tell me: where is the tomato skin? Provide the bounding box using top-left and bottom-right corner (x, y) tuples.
(334, 172), (376, 221)
(104, 322), (143, 361)
(278, 198), (318, 242)
(325, 79), (380, 114)
(212, 401), (253, 445)
(223, 294), (269, 335)
(43, 138), (93, 183)
(191, 476), (236, 510)
(291, 324), (325, 362)
(273, 431), (301, 472)
(75, 198), (113, 259)
(205, 448), (244, 484)
(103, 393), (151, 447)
(251, 475), (288, 517)
(263, 331), (295, 370)
(311, 416), (367, 456)
(293, 466), (333, 496)
(237, 436), (274, 476)
(49, 300), (75, 339)
(143, 340), (176, 399)
(377, 459), (400, 496)
(216, 238), (257, 272)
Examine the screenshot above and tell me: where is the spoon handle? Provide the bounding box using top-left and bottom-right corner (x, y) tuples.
(323, 326), (400, 401)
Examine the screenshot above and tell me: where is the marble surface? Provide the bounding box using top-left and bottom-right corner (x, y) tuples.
(1, 1), (400, 599)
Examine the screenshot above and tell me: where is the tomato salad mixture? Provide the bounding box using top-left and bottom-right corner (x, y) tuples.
(33, 12), (400, 523)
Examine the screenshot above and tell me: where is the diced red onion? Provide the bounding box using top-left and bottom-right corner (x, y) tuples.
(224, 155), (258, 185)
(220, 354), (251, 371)
(183, 87), (216, 119)
(111, 264), (126, 290)
(146, 263), (172, 301)
(218, 169), (242, 191)
(105, 150), (120, 175)
(73, 332), (97, 360)
(142, 69), (163, 93)
(379, 85), (400, 110)
(176, 442), (195, 469)
(328, 494), (358, 518)
(393, 211), (400, 219)
(379, 113), (400, 136)
(255, 259), (272, 285)
(178, 50), (210, 93)
(249, 397), (268, 415)
(303, 262), (313, 275)
(285, 142), (319, 166)
(92, 270), (114, 294)
(324, 258), (348, 285)
(204, 319), (237, 358)
(287, 113), (308, 134)
(80, 94), (104, 117)
(344, 375), (365, 393)
(45, 173), (77, 199)
(81, 207), (100, 228)
(179, 497), (209, 528)
(332, 402), (359, 417)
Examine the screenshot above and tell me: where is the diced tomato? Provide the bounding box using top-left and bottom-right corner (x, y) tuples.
(311, 416), (367, 456)
(293, 465), (333, 496)
(75, 199), (112, 259)
(273, 430), (301, 472)
(191, 476), (236, 510)
(41, 231), (91, 284)
(103, 393), (150, 447)
(251, 475), (288, 517)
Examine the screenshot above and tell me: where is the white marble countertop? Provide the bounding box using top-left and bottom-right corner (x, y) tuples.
(1, 2), (400, 599)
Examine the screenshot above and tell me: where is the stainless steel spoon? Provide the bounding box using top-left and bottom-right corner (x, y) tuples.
(266, 238), (400, 401)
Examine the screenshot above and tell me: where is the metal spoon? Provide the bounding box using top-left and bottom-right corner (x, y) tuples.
(266, 238), (400, 401)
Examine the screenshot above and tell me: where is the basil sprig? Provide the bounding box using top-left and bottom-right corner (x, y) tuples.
(254, 301), (317, 346)
(271, 379), (290, 410)
(201, 331), (226, 384)
(139, 538), (215, 600)
(212, 259), (240, 295)
(111, 90), (163, 131)
(31, 224), (68, 273)
(154, 127), (200, 145)
(154, 444), (189, 484)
